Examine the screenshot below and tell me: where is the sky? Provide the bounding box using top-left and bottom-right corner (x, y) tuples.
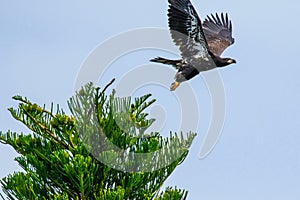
(1, 0), (300, 199)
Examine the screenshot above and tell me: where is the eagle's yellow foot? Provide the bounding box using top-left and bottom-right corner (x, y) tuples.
(170, 82), (180, 91)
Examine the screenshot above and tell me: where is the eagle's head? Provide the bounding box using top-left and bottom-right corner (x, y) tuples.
(224, 58), (236, 65)
(218, 58), (236, 67)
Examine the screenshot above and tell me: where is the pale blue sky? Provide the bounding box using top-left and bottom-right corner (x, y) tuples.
(1, 0), (300, 199)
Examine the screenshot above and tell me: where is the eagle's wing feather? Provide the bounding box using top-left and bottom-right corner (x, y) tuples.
(168, 0), (209, 59)
(202, 13), (235, 56)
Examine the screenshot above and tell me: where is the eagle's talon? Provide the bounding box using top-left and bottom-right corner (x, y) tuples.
(170, 82), (180, 91)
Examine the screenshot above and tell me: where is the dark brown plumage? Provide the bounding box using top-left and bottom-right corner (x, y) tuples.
(150, 0), (236, 90)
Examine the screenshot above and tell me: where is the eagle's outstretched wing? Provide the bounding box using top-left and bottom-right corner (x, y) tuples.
(168, 0), (209, 59)
(202, 13), (235, 56)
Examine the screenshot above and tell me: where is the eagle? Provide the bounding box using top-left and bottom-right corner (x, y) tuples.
(150, 0), (236, 90)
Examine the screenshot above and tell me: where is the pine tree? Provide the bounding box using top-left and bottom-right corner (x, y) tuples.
(0, 81), (196, 200)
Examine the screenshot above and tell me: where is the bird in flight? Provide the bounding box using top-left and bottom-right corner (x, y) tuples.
(150, 0), (236, 90)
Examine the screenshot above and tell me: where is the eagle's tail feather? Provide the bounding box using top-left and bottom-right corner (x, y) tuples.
(150, 57), (181, 69)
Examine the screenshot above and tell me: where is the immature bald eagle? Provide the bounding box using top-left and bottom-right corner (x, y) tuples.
(150, 0), (236, 90)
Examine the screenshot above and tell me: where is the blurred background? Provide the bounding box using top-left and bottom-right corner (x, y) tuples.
(1, 0), (300, 199)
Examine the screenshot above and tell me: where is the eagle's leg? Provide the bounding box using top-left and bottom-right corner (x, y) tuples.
(170, 81), (180, 91)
